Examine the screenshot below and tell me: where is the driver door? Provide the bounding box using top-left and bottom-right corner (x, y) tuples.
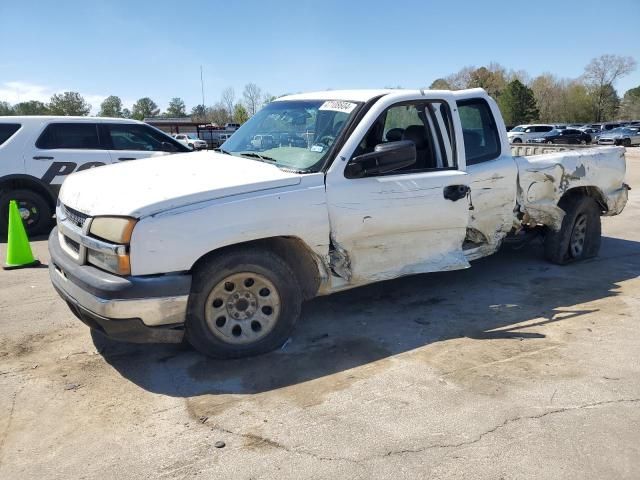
(326, 93), (471, 286)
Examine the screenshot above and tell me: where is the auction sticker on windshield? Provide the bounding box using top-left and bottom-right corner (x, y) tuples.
(319, 100), (357, 113)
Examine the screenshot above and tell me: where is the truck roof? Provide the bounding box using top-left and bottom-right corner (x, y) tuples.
(278, 89), (394, 103)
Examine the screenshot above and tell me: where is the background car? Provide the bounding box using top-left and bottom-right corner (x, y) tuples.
(530, 128), (591, 145)
(173, 133), (207, 150)
(507, 124), (554, 143)
(597, 127), (640, 147)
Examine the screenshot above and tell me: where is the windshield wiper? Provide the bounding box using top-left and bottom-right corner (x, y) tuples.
(238, 152), (277, 162)
(215, 148), (232, 155)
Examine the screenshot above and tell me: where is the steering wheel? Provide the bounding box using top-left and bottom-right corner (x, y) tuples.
(317, 135), (335, 146)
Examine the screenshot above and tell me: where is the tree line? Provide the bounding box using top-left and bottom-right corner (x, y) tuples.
(0, 83), (276, 126)
(2, 55), (639, 126)
(430, 54), (638, 125)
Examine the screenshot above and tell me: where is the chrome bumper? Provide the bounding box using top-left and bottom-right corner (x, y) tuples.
(50, 262), (189, 326)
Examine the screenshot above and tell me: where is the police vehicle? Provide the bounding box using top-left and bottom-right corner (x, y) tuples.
(0, 116), (189, 236)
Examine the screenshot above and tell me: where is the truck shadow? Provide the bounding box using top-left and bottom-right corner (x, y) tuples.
(94, 235), (639, 397)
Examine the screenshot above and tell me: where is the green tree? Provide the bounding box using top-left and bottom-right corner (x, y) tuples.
(99, 95), (124, 117)
(48, 91), (91, 116)
(233, 103), (249, 124)
(122, 108), (132, 119)
(0, 101), (13, 115)
(131, 97), (160, 120)
(429, 78), (451, 89)
(13, 100), (49, 115)
(593, 84), (620, 121)
(620, 86), (640, 119)
(468, 65), (507, 98)
(497, 79), (539, 125)
(564, 82), (593, 123)
(190, 104), (207, 122)
(165, 97), (187, 117)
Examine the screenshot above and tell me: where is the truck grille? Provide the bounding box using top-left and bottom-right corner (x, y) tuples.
(60, 203), (89, 228)
(65, 237), (80, 254)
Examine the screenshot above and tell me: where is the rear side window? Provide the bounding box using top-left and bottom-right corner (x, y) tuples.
(0, 124), (21, 146)
(457, 99), (501, 165)
(36, 123), (100, 149)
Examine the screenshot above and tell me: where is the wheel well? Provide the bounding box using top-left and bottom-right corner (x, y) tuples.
(0, 176), (56, 208)
(190, 236), (323, 300)
(560, 186), (607, 213)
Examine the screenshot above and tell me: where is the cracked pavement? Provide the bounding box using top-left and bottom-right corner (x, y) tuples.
(1, 149), (640, 479)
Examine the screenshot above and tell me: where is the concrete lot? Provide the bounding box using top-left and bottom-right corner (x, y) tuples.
(1, 149), (639, 480)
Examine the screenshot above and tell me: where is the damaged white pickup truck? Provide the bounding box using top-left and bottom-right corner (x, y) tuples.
(49, 88), (629, 358)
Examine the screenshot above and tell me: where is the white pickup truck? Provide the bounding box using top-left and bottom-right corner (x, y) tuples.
(48, 88), (629, 358)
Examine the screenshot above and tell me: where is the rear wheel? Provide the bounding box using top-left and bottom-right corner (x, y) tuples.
(0, 189), (53, 238)
(546, 141), (554, 145)
(544, 195), (601, 265)
(512, 138), (522, 144)
(186, 248), (302, 358)
(623, 138), (631, 147)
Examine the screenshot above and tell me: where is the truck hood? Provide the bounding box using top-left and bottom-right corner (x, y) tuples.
(59, 151), (303, 217)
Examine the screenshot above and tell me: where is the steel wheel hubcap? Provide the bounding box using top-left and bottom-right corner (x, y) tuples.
(205, 272), (281, 345)
(569, 214), (588, 257)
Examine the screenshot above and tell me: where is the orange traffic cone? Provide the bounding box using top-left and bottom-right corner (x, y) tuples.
(3, 200), (40, 270)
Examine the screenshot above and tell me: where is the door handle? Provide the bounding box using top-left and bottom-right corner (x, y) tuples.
(443, 184), (470, 202)
(118, 157), (136, 161)
(33, 156), (54, 160)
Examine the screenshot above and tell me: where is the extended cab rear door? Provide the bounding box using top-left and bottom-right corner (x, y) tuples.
(100, 122), (186, 162)
(24, 121), (112, 191)
(451, 90), (518, 255)
(325, 91), (471, 286)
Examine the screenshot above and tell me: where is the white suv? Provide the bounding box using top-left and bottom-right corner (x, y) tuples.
(173, 134), (208, 150)
(0, 116), (189, 236)
(507, 124), (554, 143)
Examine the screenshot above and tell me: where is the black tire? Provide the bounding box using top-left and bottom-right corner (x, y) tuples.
(623, 138), (631, 147)
(185, 247), (302, 359)
(512, 138), (522, 144)
(544, 195), (601, 265)
(0, 189), (53, 238)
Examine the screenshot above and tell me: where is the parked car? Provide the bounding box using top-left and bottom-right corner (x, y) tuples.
(48, 88), (628, 358)
(530, 128), (591, 145)
(597, 127), (640, 147)
(225, 123), (241, 131)
(173, 133), (207, 150)
(0, 116), (189, 236)
(507, 124), (554, 143)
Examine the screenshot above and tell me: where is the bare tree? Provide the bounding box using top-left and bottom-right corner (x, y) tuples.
(583, 54), (637, 121)
(221, 87), (235, 118)
(242, 83), (262, 116)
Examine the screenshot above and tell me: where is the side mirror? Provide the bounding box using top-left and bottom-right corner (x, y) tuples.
(345, 140), (416, 179)
(161, 141), (179, 153)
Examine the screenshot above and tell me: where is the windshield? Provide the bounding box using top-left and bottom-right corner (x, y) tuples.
(186, 134), (200, 140)
(511, 126), (526, 132)
(221, 99), (361, 172)
(609, 128), (626, 134)
(546, 129), (562, 136)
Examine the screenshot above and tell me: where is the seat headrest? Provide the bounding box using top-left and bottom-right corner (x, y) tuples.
(402, 125), (427, 149)
(386, 128), (404, 142)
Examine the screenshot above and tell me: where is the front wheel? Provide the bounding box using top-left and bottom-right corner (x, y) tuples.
(544, 195), (601, 265)
(186, 248), (302, 358)
(512, 138), (522, 144)
(0, 189), (53, 238)
(623, 138), (631, 147)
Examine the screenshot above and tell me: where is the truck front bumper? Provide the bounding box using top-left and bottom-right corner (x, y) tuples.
(49, 228), (190, 344)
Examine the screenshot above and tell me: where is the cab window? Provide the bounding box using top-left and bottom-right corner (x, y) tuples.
(0, 124), (20, 146)
(348, 100), (456, 178)
(456, 99), (501, 165)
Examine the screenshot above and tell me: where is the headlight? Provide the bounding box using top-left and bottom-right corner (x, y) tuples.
(89, 217), (137, 244)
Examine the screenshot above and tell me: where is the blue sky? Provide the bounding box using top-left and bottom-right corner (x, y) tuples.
(1, 0), (638, 113)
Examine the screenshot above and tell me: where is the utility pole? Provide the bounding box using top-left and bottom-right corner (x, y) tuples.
(200, 65), (205, 111)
